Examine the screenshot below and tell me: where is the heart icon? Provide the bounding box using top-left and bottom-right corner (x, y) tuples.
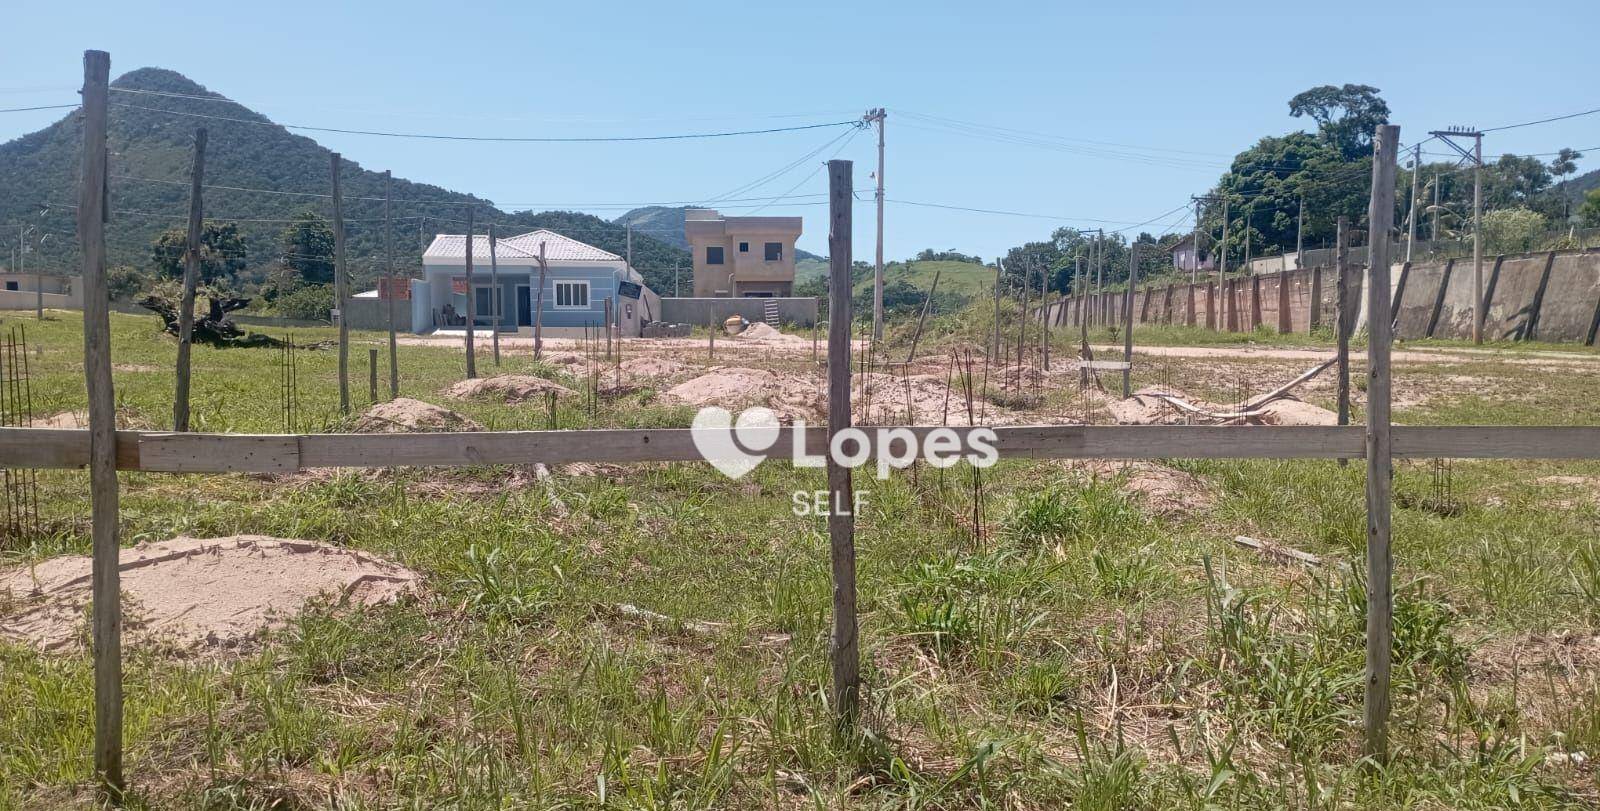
(691, 407), (780, 479)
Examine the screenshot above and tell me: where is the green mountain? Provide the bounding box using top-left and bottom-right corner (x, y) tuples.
(615, 204), (824, 261)
(0, 68), (691, 294)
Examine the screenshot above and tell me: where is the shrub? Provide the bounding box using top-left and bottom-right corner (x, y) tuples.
(273, 284), (334, 321)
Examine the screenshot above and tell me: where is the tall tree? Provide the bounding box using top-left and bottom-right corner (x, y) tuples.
(280, 211), (335, 285)
(150, 221), (247, 284)
(1550, 148), (1584, 221)
(1288, 84), (1391, 160)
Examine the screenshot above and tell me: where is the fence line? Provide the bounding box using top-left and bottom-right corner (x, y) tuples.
(4, 424), (1599, 473)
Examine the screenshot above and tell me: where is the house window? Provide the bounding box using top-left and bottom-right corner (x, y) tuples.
(739, 242), (749, 253)
(706, 246), (724, 265)
(554, 280), (590, 309)
(473, 286), (501, 322)
(3, 281), (16, 291)
(764, 242), (783, 261)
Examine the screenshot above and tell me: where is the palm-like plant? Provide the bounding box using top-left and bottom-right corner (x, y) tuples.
(1550, 147), (1584, 221)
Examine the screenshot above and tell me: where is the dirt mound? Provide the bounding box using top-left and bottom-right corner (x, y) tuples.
(659, 367), (823, 422)
(854, 372), (983, 425)
(353, 398), (481, 433)
(1074, 460), (1214, 517)
(620, 356), (691, 380)
(1252, 398), (1338, 426)
(0, 536), (420, 652)
(736, 322), (781, 339)
(443, 374), (573, 404)
(30, 409), (152, 430)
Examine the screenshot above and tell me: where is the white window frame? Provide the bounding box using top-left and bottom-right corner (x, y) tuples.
(554, 280), (590, 309)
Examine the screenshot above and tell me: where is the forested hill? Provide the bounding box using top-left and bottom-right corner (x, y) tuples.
(0, 68), (690, 293)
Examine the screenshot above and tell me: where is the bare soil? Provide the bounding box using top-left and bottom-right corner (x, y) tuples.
(0, 536), (419, 652)
(443, 374), (574, 404)
(353, 398), (482, 433)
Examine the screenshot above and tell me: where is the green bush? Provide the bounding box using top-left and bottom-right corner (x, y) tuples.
(272, 284), (334, 321)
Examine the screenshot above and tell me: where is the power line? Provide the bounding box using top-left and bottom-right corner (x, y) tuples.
(109, 101), (859, 143)
(0, 103), (78, 114)
(1482, 105), (1600, 133)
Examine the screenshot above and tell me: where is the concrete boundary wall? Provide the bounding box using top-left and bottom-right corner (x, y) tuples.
(1043, 248), (1600, 346)
(658, 297), (818, 327)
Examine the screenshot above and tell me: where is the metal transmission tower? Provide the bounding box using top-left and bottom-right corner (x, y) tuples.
(864, 108), (887, 340)
(1429, 127), (1484, 343)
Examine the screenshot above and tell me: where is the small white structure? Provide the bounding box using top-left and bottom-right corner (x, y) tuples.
(1168, 234), (1214, 275)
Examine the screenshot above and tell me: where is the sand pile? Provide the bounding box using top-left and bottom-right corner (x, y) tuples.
(728, 321), (809, 347)
(1073, 460), (1214, 517)
(659, 366), (824, 422)
(854, 372), (980, 425)
(444, 374), (573, 404)
(354, 398), (482, 433)
(1251, 398), (1338, 426)
(30, 409), (151, 430)
(0, 536), (420, 651)
(620, 356), (692, 381)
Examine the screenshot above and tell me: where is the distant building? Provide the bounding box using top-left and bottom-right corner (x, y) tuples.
(0, 272), (82, 310)
(1168, 234), (1214, 275)
(346, 228), (659, 336)
(684, 208), (801, 297)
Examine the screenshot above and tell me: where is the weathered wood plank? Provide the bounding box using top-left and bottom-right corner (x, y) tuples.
(8, 425), (1600, 472)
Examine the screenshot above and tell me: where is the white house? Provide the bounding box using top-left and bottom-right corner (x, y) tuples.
(1168, 234), (1215, 275)
(353, 229), (659, 336)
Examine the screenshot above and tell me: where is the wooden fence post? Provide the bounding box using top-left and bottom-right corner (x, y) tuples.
(463, 207), (477, 379)
(173, 127), (206, 432)
(332, 153), (351, 411)
(826, 159), (860, 728)
(79, 49), (123, 797)
(384, 171), (399, 399)
(489, 224), (501, 365)
(369, 348), (378, 403)
(1363, 123), (1400, 763)
(1122, 245), (1138, 397)
(1335, 220), (1351, 430)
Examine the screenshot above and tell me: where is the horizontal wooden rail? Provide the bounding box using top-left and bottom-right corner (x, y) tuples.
(4, 425), (1599, 473)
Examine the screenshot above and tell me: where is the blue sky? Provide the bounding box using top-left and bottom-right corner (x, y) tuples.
(2, 0), (1596, 260)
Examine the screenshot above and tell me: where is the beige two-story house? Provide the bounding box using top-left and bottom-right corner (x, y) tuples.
(684, 208), (802, 297)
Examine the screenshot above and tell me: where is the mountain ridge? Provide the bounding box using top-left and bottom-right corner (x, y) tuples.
(0, 68), (691, 294)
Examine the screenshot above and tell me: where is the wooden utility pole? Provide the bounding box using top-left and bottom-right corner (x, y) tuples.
(991, 259), (1003, 359)
(79, 49), (122, 797)
(533, 242), (548, 360)
(384, 171), (398, 398)
(1122, 244), (1138, 397)
(463, 207), (477, 379)
(826, 159), (860, 728)
(332, 153), (350, 413)
(173, 127), (206, 432)
(1363, 124), (1400, 762)
(489, 224), (501, 365)
(1335, 217), (1351, 428)
(867, 108), (886, 340)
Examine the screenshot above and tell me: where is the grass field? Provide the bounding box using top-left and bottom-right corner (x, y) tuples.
(2, 307), (1600, 808)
